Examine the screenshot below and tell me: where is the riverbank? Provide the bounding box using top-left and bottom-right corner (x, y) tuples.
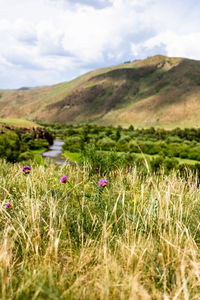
(42, 140), (65, 165)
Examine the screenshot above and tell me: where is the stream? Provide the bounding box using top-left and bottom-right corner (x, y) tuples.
(42, 140), (66, 165)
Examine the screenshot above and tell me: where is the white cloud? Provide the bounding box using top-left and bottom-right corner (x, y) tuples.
(0, 0), (200, 88)
(131, 31), (200, 60)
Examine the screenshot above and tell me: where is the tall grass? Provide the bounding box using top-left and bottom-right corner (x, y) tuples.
(1, 159), (200, 299)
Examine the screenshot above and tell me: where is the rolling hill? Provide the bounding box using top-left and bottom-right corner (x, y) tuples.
(1, 55), (200, 128)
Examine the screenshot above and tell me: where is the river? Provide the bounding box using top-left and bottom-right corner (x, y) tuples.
(42, 140), (66, 165)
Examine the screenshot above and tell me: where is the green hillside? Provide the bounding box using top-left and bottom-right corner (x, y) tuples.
(0, 118), (42, 129)
(1, 55), (200, 127)
(0, 118), (52, 162)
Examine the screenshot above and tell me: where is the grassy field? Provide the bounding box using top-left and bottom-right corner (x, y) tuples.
(0, 118), (41, 128)
(63, 149), (200, 167)
(133, 152), (200, 166)
(1, 159), (200, 299)
(63, 150), (81, 162)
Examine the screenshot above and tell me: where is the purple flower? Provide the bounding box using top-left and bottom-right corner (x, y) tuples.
(6, 203), (12, 209)
(94, 167), (99, 171)
(60, 175), (67, 183)
(22, 166), (31, 174)
(98, 179), (108, 188)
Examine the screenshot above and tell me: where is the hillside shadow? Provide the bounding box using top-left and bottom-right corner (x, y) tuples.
(46, 58), (200, 122)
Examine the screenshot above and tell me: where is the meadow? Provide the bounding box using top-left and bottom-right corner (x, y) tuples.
(43, 123), (200, 175)
(1, 159), (200, 299)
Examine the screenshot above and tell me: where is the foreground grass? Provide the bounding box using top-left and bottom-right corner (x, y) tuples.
(1, 160), (200, 299)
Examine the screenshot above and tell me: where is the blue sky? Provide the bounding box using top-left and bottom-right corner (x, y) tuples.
(0, 0), (200, 89)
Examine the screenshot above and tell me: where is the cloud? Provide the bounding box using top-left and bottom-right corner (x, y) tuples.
(65, 0), (113, 9)
(131, 31), (200, 60)
(0, 0), (200, 88)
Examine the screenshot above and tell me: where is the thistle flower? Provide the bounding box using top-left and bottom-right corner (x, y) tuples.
(6, 203), (12, 209)
(94, 167), (99, 171)
(60, 175), (67, 183)
(22, 166), (31, 174)
(98, 179), (108, 188)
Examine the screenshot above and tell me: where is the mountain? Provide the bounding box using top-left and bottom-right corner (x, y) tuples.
(1, 55), (200, 128)
(18, 87), (31, 90)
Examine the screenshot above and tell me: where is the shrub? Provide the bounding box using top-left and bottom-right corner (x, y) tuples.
(163, 157), (179, 171)
(150, 156), (164, 172)
(117, 142), (129, 152)
(81, 145), (125, 174)
(63, 136), (82, 152)
(18, 151), (34, 161)
(31, 139), (49, 150)
(129, 141), (140, 153)
(97, 137), (116, 151)
(118, 135), (131, 144)
(128, 124), (134, 131)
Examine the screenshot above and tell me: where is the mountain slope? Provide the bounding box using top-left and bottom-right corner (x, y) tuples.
(1, 55), (200, 127)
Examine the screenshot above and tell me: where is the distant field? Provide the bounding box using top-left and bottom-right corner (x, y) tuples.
(63, 150), (200, 167)
(44, 123), (200, 174)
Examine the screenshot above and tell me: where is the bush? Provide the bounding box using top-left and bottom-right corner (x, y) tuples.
(0, 133), (24, 162)
(163, 157), (179, 171)
(117, 142), (129, 152)
(18, 151), (34, 161)
(128, 141), (140, 153)
(21, 133), (33, 143)
(150, 156), (164, 172)
(63, 136), (82, 152)
(81, 145), (126, 174)
(118, 135), (131, 144)
(31, 139), (49, 150)
(97, 137), (116, 151)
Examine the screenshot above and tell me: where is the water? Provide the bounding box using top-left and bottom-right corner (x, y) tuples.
(42, 140), (66, 165)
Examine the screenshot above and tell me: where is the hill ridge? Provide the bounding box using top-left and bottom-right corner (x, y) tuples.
(1, 55), (200, 128)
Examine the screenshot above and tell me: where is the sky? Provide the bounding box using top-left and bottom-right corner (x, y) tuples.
(0, 0), (200, 89)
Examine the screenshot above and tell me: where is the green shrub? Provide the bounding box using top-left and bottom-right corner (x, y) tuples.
(163, 157), (179, 171)
(128, 141), (140, 153)
(0, 133), (24, 162)
(150, 156), (164, 172)
(21, 133), (33, 143)
(97, 137), (116, 151)
(188, 149), (200, 161)
(118, 135), (131, 144)
(63, 136), (82, 152)
(31, 139), (49, 150)
(18, 151), (34, 161)
(81, 145), (125, 174)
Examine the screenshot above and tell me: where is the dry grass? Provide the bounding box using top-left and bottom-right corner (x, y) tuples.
(1, 160), (200, 299)
(0, 118), (41, 128)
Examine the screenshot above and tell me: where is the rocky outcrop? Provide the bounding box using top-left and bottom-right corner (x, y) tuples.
(0, 123), (53, 145)
(29, 127), (53, 145)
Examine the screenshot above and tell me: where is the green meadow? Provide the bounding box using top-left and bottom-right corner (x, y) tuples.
(45, 123), (200, 175)
(1, 159), (200, 299)
(2, 120), (200, 298)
